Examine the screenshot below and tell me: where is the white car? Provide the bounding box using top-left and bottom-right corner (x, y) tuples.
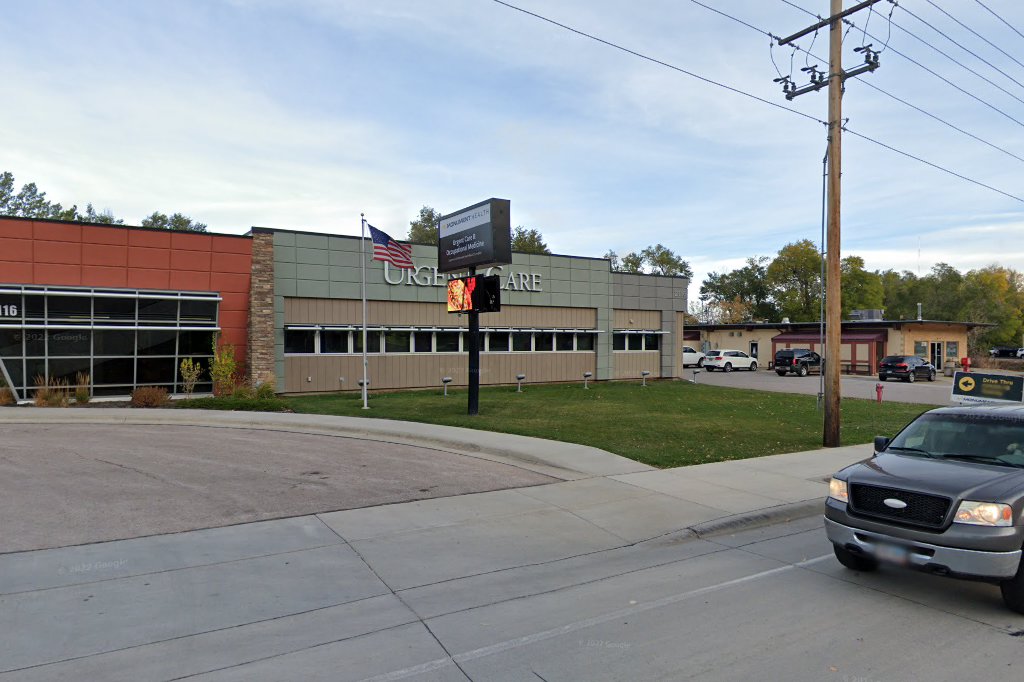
(704, 349), (758, 372)
(682, 345), (706, 368)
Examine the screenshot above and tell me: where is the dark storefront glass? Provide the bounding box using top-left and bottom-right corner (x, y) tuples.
(577, 333), (595, 351)
(24, 295), (45, 319)
(137, 357), (177, 384)
(0, 329), (23, 357)
(93, 357), (135, 385)
(512, 332), (532, 352)
(94, 330), (136, 356)
(436, 332), (460, 352)
(285, 330), (316, 354)
(488, 332), (509, 352)
(94, 297), (136, 322)
(47, 296), (91, 320)
(24, 331), (45, 357)
(179, 299), (218, 323)
(321, 331), (350, 354)
(178, 331), (215, 356)
(353, 331), (381, 354)
(414, 332), (433, 353)
(138, 299), (178, 322)
(556, 334), (574, 351)
(3, 358), (24, 389)
(384, 331), (410, 353)
(138, 329), (177, 356)
(48, 357), (91, 384)
(48, 330), (91, 357)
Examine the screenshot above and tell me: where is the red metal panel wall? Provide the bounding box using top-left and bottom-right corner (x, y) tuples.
(0, 218), (252, 367)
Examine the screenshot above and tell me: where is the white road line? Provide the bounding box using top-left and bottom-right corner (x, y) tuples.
(360, 554), (832, 682)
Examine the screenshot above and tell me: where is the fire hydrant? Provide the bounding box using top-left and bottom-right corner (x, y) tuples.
(961, 356), (971, 373)
(875, 382), (884, 404)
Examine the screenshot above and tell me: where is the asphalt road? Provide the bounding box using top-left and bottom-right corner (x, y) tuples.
(0, 424), (557, 553)
(693, 365), (955, 405)
(5, 514), (1023, 681)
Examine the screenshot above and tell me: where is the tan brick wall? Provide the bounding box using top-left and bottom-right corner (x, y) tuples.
(248, 231), (275, 386)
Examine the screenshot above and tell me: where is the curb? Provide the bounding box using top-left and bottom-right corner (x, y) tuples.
(689, 499), (825, 539)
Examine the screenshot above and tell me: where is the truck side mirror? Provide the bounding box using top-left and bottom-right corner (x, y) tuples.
(873, 436), (890, 454)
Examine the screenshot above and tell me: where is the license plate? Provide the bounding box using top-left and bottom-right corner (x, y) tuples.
(874, 542), (909, 566)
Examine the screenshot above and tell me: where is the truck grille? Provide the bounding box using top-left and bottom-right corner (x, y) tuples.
(849, 484), (951, 529)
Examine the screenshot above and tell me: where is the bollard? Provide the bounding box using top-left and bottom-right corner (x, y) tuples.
(875, 382), (884, 404)
(516, 373), (526, 393)
(441, 376), (452, 397)
(583, 371), (592, 390)
(692, 368), (701, 384)
(641, 370), (650, 387)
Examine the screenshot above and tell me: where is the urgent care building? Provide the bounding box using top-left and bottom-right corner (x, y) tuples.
(0, 217), (689, 399)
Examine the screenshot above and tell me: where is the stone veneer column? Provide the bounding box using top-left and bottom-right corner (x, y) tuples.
(248, 231), (276, 387)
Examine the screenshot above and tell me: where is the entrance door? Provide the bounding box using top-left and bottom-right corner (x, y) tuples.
(930, 342), (943, 370)
(749, 341), (759, 358)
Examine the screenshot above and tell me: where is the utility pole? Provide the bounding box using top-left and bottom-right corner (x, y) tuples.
(778, 0), (883, 448)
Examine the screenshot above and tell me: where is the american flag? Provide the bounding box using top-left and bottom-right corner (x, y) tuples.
(367, 224), (414, 270)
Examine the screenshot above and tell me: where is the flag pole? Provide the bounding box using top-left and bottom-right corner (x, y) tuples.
(360, 213), (369, 410)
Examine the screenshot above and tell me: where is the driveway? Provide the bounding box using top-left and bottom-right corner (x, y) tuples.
(0, 423), (558, 553)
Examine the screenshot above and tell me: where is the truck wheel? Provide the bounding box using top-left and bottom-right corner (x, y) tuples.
(798, 365), (808, 377)
(833, 544), (878, 572)
(1000, 558), (1024, 615)
(776, 370), (787, 377)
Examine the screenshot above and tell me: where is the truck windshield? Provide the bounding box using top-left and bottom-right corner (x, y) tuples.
(887, 413), (1024, 467)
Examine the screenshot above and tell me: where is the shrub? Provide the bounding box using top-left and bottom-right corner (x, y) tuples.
(33, 376), (51, 407)
(75, 372), (91, 405)
(255, 380), (277, 400)
(211, 336), (237, 396)
(131, 386), (169, 408)
(179, 358), (203, 397)
(231, 383), (256, 400)
(0, 386), (14, 406)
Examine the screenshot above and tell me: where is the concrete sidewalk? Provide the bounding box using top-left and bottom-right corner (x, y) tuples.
(0, 408), (872, 680)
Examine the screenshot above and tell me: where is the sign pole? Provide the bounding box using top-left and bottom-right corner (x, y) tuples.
(467, 266), (480, 416)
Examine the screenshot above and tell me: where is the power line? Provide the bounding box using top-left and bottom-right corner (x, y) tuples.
(975, 0), (1024, 43)
(899, 2), (1024, 95)
(691, 0), (1024, 165)
(926, 0), (1024, 73)
(488, 0), (1024, 205)
(780, 0), (1024, 129)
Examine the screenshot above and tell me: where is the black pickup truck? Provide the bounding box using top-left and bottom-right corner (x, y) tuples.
(825, 404), (1024, 613)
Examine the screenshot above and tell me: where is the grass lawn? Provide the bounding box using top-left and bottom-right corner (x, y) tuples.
(280, 381), (931, 469)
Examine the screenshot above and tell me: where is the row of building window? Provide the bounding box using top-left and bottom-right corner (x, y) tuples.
(0, 289), (218, 326)
(283, 329), (665, 355)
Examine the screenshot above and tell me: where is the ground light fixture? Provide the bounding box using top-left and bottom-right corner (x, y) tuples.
(441, 376), (453, 397)
(692, 368), (701, 384)
(516, 373), (526, 393)
(583, 371), (592, 389)
(641, 370), (650, 387)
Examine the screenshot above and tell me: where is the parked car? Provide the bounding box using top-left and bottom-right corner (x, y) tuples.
(703, 349), (757, 372)
(990, 346), (1021, 358)
(1018, 348), (1024, 359)
(825, 404), (1024, 613)
(682, 345), (706, 368)
(878, 355), (936, 382)
(774, 348), (822, 377)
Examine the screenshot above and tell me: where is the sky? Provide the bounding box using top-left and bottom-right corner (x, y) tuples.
(3, 0), (1024, 293)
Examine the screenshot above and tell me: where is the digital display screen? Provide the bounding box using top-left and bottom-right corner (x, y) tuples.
(447, 275), (501, 313)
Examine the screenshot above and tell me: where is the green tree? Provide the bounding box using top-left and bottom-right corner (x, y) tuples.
(407, 205), (441, 244)
(840, 256), (884, 316)
(640, 243), (692, 278)
(141, 211), (207, 232)
(701, 256), (777, 321)
(604, 250), (620, 271)
(620, 251), (645, 273)
(960, 266), (1024, 352)
(766, 239), (822, 322)
(511, 226), (551, 254)
(1, 171), (123, 225)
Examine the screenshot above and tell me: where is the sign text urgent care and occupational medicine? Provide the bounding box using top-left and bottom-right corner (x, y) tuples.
(437, 198), (512, 273)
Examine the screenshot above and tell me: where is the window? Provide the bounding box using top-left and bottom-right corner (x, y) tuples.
(285, 330), (316, 354)
(913, 341), (928, 357)
(414, 332), (433, 353)
(0, 330), (23, 357)
(47, 330), (91, 357)
(138, 330), (177, 356)
(556, 334), (574, 351)
(613, 333), (626, 351)
(138, 299), (178, 322)
(488, 332), (509, 352)
(47, 296), (91, 320)
(644, 334), (660, 351)
(384, 331), (410, 353)
(178, 331), (215, 356)
(535, 332), (554, 351)
(354, 332), (381, 354)
(627, 335), (643, 351)
(946, 341), (959, 358)
(512, 332), (532, 352)
(436, 332), (460, 352)
(179, 300), (218, 323)
(94, 298), (136, 322)
(321, 330), (350, 354)
(576, 333), (595, 351)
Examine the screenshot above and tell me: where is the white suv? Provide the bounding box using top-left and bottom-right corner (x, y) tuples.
(682, 345), (706, 368)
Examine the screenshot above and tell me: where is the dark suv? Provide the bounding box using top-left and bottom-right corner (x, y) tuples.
(826, 405), (1024, 613)
(774, 348), (822, 377)
(878, 355), (936, 382)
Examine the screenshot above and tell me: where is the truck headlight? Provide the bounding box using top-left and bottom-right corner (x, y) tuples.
(828, 478), (848, 503)
(954, 501), (1013, 527)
